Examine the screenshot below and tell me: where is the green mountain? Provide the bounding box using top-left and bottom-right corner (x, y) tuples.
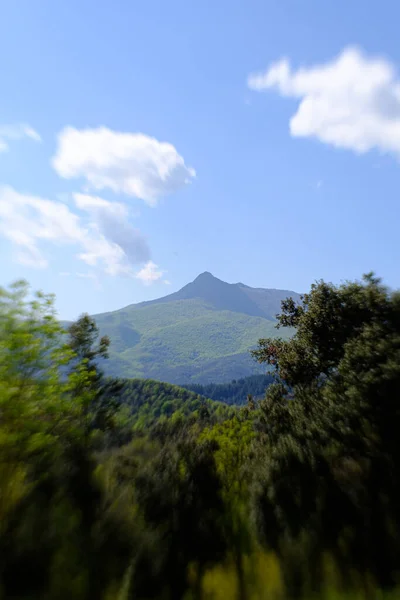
(93, 272), (300, 384)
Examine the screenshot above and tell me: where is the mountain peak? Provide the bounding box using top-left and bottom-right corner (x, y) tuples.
(131, 272), (301, 322)
(194, 271), (216, 281)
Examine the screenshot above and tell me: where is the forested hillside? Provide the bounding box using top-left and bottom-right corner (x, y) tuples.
(2, 273), (400, 599)
(114, 378), (233, 430)
(182, 373), (275, 405)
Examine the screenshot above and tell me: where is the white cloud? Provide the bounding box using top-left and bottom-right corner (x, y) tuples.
(0, 186), (151, 277)
(73, 193), (150, 266)
(163, 279), (172, 285)
(52, 126), (196, 205)
(0, 123), (41, 152)
(0, 186), (83, 269)
(135, 260), (164, 285)
(248, 47), (400, 158)
(74, 192), (119, 212)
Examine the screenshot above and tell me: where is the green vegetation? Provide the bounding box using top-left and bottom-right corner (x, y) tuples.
(2, 273), (400, 599)
(89, 273), (298, 384)
(182, 373), (275, 405)
(114, 378), (234, 430)
(96, 299), (293, 383)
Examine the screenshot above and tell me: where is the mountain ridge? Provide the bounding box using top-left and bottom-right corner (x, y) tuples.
(90, 272), (301, 384)
(96, 272), (300, 321)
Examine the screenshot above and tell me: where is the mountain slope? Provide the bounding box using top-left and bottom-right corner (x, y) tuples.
(182, 373), (275, 405)
(116, 378), (232, 430)
(93, 273), (300, 384)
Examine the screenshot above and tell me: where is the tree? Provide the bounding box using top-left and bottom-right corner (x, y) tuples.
(0, 280), (72, 488)
(132, 438), (228, 600)
(0, 280), (72, 598)
(201, 415), (256, 600)
(252, 273), (391, 389)
(68, 313), (110, 365)
(251, 273), (400, 593)
(67, 314), (123, 437)
(0, 283), (133, 599)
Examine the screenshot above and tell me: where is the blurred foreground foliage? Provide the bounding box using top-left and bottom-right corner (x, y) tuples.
(2, 275), (400, 599)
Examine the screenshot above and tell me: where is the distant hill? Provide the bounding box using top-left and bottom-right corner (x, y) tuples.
(116, 378), (232, 431)
(181, 373), (275, 405)
(91, 272), (300, 384)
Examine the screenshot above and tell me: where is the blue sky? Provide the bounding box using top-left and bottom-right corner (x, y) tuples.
(1, 0), (400, 319)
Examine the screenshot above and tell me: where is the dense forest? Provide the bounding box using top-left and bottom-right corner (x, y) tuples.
(114, 378), (234, 430)
(2, 273), (400, 599)
(182, 373), (275, 405)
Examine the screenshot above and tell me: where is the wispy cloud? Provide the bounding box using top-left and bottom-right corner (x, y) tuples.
(0, 123), (41, 152)
(73, 193), (151, 267)
(0, 186), (152, 278)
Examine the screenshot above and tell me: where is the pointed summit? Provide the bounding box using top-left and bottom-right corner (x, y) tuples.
(92, 274), (301, 383)
(142, 270), (268, 317)
(132, 272), (301, 321)
(193, 271), (218, 282)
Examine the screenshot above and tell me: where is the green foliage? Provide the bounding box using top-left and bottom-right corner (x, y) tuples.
(131, 438), (228, 599)
(0, 281), (133, 599)
(252, 272), (391, 387)
(252, 273), (400, 595)
(67, 313), (124, 436)
(114, 377), (233, 431)
(201, 415), (257, 600)
(3, 274), (400, 600)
